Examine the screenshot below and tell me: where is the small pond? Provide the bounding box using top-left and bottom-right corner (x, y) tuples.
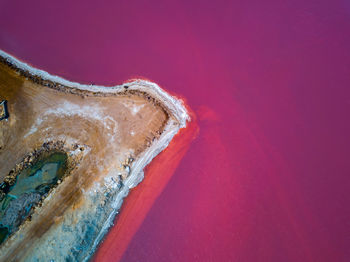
(0, 152), (68, 245)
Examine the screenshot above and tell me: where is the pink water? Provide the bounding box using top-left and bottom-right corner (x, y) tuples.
(1, 0), (350, 261)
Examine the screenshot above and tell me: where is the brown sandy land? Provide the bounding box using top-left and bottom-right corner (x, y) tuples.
(0, 61), (174, 261)
(93, 110), (199, 262)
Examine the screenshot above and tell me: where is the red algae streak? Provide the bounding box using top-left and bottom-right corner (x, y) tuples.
(1, 0), (350, 261)
(93, 108), (198, 262)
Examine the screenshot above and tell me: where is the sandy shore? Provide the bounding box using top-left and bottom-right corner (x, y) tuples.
(0, 50), (188, 261)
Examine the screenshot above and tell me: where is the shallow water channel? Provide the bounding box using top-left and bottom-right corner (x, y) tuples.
(0, 152), (68, 244)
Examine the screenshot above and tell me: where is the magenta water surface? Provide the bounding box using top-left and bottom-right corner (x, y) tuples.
(0, 0), (349, 261)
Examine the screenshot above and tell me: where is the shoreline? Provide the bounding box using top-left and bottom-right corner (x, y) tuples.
(0, 49), (190, 261)
(0, 49), (189, 127)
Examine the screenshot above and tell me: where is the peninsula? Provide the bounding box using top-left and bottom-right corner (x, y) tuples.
(0, 50), (188, 262)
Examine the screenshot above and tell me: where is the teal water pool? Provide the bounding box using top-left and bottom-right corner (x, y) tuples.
(0, 152), (68, 245)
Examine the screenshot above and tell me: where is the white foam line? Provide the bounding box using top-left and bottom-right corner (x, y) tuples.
(0, 49), (190, 260)
(0, 49), (189, 127)
(83, 119), (182, 261)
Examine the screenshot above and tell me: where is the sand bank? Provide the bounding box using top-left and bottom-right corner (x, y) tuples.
(0, 50), (189, 261)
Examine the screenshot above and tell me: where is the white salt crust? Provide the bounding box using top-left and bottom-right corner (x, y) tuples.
(0, 50), (189, 261)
